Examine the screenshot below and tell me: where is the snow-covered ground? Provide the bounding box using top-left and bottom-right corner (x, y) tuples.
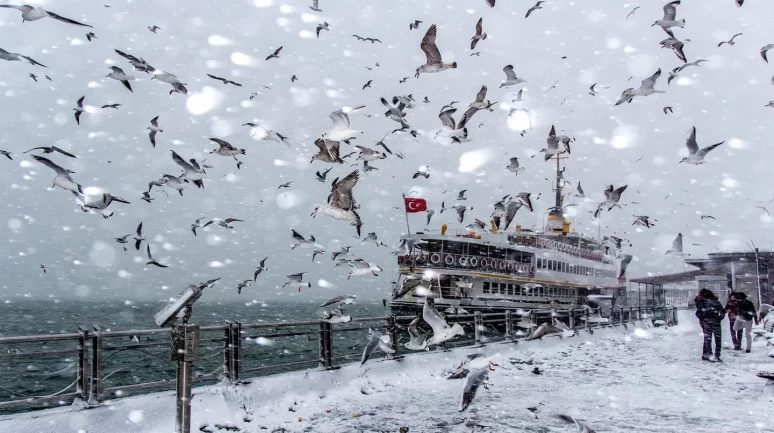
(3, 311), (773, 433)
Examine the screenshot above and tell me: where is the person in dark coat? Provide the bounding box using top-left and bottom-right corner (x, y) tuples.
(724, 294), (742, 350)
(694, 288), (725, 362)
(730, 292), (758, 353)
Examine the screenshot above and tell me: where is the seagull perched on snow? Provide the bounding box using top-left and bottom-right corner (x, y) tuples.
(500, 65), (527, 88)
(105, 66), (135, 92)
(680, 126), (723, 164)
(0, 4), (92, 27)
(415, 24), (457, 78)
(615, 69), (664, 105)
(652, 1), (685, 37)
(0, 47), (47, 67)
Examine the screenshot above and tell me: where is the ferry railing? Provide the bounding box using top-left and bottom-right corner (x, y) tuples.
(0, 306), (678, 413)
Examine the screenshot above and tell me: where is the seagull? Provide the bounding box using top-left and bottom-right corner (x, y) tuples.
(452, 205), (467, 223)
(538, 125), (561, 161)
(485, 0), (495, 6)
(680, 127), (723, 164)
(666, 233), (683, 255)
(148, 25), (160, 33)
(757, 206), (771, 217)
(265, 46), (283, 61)
(526, 317), (574, 340)
(72, 191), (130, 219)
(320, 295), (357, 308)
(426, 209), (436, 225)
(456, 190), (468, 201)
(147, 116), (162, 148)
(115, 49), (155, 74)
(133, 222), (145, 251)
(0, 5), (92, 27)
(323, 106), (364, 142)
(85, 31), (97, 42)
(767, 101), (774, 108)
(149, 175), (185, 196)
(347, 259), (382, 279)
(588, 83), (597, 96)
(321, 308), (351, 324)
(28, 73), (39, 82)
(500, 65), (527, 88)
(207, 74), (242, 86)
(557, 415), (597, 433)
(615, 69), (664, 105)
(309, 0), (322, 12)
(236, 280), (251, 295)
(424, 296), (465, 346)
(700, 215), (716, 220)
(633, 215), (655, 228)
(191, 217), (206, 236)
(0, 150), (11, 160)
(40, 264), (46, 274)
(203, 218), (244, 229)
(576, 182), (585, 198)
(436, 108), (467, 139)
(283, 273), (310, 292)
(330, 246), (353, 262)
(362, 80), (373, 90)
(171, 151), (207, 188)
(470, 18), (487, 50)
(404, 316), (429, 351)
(527, 403), (545, 419)
(244, 123), (290, 145)
(660, 37), (687, 63)
(291, 229), (324, 250)
(718, 33), (742, 47)
(143, 244), (167, 268)
(72, 96), (86, 125)
(26, 146), (77, 159)
(355, 145), (387, 162)
(525, 1), (545, 18)
(413, 165), (430, 179)
(362, 232), (387, 247)
(664, 106), (673, 114)
(676, 59), (709, 73)
(415, 25), (457, 78)
(626, 6), (640, 19)
(459, 367), (489, 411)
(291, 75), (298, 82)
(652, 1), (685, 37)
(105, 66), (135, 92)
(278, 181), (294, 189)
(30, 155), (82, 194)
(115, 233), (132, 245)
(45, 75), (52, 81)
(253, 257), (268, 280)
(761, 45), (774, 63)
(316, 167), (333, 183)
(316, 22), (330, 38)
(617, 254), (633, 279)
(516, 192), (534, 212)
(409, 20), (422, 30)
(601, 185), (627, 211)
(311, 139), (343, 164)
(101, 104), (121, 109)
(361, 329), (395, 365)
(209, 138), (246, 160)
(470, 52), (481, 56)
(141, 192), (153, 203)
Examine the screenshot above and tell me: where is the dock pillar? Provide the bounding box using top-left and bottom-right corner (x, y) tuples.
(504, 311), (513, 341)
(88, 326), (103, 405)
(318, 322), (326, 369)
(474, 311), (483, 346)
(77, 327), (89, 403)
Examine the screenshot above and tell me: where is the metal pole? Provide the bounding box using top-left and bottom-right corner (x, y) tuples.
(223, 321), (233, 382)
(401, 194), (411, 235)
(89, 325), (102, 405)
(504, 310), (513, 340)
(474, 311), (483, 346)
(324, 322), (333, 369)
(175, 358), (192, 433)
(387, 317), (398, 354)
(77, 327), (89, 402)
(234, 322), (242, 383)
(754, 247), (763, 309)
(318, 322), (326, 369)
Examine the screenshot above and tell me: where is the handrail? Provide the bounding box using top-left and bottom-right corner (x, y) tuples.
(0, 305), (679, 414)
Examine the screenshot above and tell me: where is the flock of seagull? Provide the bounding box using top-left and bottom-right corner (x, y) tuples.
(0, 0), (764, 430)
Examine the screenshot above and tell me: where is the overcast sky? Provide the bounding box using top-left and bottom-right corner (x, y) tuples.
(0, 0), (773, 303)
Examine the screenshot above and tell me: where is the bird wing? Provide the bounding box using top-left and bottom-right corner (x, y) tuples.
(503, 65), (517, 80)
(613, 185), (628, 198)
(423, 297), (451, 335)
(291, 229), (306, 242)
(136, 222), (143, 236)
(640, 69), (661, 90)
(503, 201), (523, 230)
(662, 1), (680, 21)
(320, 296), (345, 307)
(325, 140), (342, 162)
(671, 233), (683, 251)
(210, 138), (236, 150)
(150, 116), (159, 127)
(46, 10), (93, 27)
(546, 125), (558, 150)
(696, 142), (723, 158)
(114, 49), (141, 63)
(460, 368), (488, 411)
(361, 332), (382, 365)
(22, 55), (47, 67)
(329, 170), (359, 210)
(224, 218), (243, 223)
(457, 106), (479, 129)
(420, 24), (442, 64)
(121, 80), (133, 92)
(31, 155), (73, 180)
(146, 244), (153, 260)
(328, 110), (351, 131)
(685, 127), (699, 155)
(149, 130), (157, 147)
(438, 108), (457, 129)
(475, 18), (483, 36)
(171, 151), (196, 173)
(486, 0), (495, 6)
(509, 157), (519, 168)
(287, 272), (305, 282)
(51, 146), (77, 158)
(474, 85), (487, 102)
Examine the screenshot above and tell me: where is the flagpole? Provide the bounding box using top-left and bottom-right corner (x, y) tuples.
(402, 193), (412, 235)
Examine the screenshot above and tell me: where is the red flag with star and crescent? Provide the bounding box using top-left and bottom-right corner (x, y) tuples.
(404, 197), (427, 213)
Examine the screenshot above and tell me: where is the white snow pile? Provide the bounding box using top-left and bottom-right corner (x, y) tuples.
(2, 312), (773, 433)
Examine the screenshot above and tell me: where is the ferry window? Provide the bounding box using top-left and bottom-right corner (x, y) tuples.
(490, 247), (506, 260)
(483, 282), (490, 294)
(507, 284), (514, 295)
(536, 258), (542, 269)
(443, 241), (465, 255)
(537, 287), (543, 297)
(468, 244), (486, 257)
(562, 262), (567, 273)
(490, 282), (498, 294)
(416, 239), (442, 253)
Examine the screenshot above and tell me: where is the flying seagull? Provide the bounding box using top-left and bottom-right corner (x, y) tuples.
(316, 22), (330, 38)
(30, 155), (82, 194)
(283, 272), (311, 291)
(0, 4), (92, 27)
(203, 218), (244, 229)
(652, 1), (685, 37)
(409, 20), (422, 30)
(265, 46), (283, 61)
(106, 66), (135, 92)
(323, 106), (364, 142)
(148, 25), (160, 33)
(680, 126), (723, 164)
(148, 116), (162, 148)
(626, 6), (640, 19)
(718, 33), (742, 47)
(500, 65), (527, 88)
(506, 158), (524, 173)
(0, 47), (47, 67)
(666, 233), (683, 255)
(190, 217), (206, 236)
(86, 32), (97, 41)
(309, 0), (322, 12)
(0, 150), (12, 160)
(101, 103), (121, 109)
(312, 170), (363, 237)
(26, 145), (77, 159)
(254, 257), (268, 280)
(28, 73), (37, 81)
(415, 24), (457, 78)
(588, 83), (597, 96)
(614, 69), (664, 105)
(470, 18), (487, 50)
(171, 151), (206, 188)
(145, 244), (168, 268)
(660, 37), (687, 63)
(525, 1), (545, 18)
(207, 74), (242, 86)
(73, 191), (130, 219)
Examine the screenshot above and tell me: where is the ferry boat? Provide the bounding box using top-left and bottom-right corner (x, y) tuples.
(390, 154), (625, 316)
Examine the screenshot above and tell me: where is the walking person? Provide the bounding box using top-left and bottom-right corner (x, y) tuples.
(694, 288), (725, 362)
(725, 293), (742, 351)
(731, 292), (758, 353)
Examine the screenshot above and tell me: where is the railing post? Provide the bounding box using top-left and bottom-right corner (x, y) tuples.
(324, 322), (333, 369)
(89, 325), (102, 405)
(318, 322), (326, 369)
(77, 327), (89, 403)
(223, 321), (233, 382)
(474, 311), (483, 346)
(233, 322), (242, 383)
(387, 316), (398, 354)
(568, 309), (575, 329)
(504, 310), (513, 341)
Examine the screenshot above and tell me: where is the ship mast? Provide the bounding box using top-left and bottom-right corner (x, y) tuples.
(546, 151), (569, 234)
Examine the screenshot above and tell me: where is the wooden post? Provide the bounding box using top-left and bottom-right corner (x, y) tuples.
(568, 310), (575, 329)
(504, 311), (513, 341)
(77, 327), (89, 402)
(89, 325), (103, 405)
(233, 322), (242, 383)
(324, 322), (333, 369)
(387, 316), (398, 354)
(474, 311), (483, 346)
(318, 322), (326, 369)
(223, 321), (233, 382)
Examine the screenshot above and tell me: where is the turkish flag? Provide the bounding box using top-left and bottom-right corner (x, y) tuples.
(404, 197), (428, 213)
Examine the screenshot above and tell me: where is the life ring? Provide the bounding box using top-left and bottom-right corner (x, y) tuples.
(445, 255), (455, 266)
(507, 262), (514, 272)
(489, 259), (496, 269)
(459, 256), (468, 266)
(469, 257), (478, 267)
(480, 258), (488, 268)
(430, 253), (441, 264)
(499, 260), (507, 271)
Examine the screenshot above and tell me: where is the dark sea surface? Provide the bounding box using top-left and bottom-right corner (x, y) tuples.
(0, 299), (392, 413)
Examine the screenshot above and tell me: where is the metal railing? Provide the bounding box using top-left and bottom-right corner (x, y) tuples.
(398, 251), (535, 278)
(0, 306), (678, 413)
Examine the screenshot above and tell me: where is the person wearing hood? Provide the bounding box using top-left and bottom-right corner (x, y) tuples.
(724, 294), (742, 351)
(730, 292), (758, 353)
(694, 288), (725, 362)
